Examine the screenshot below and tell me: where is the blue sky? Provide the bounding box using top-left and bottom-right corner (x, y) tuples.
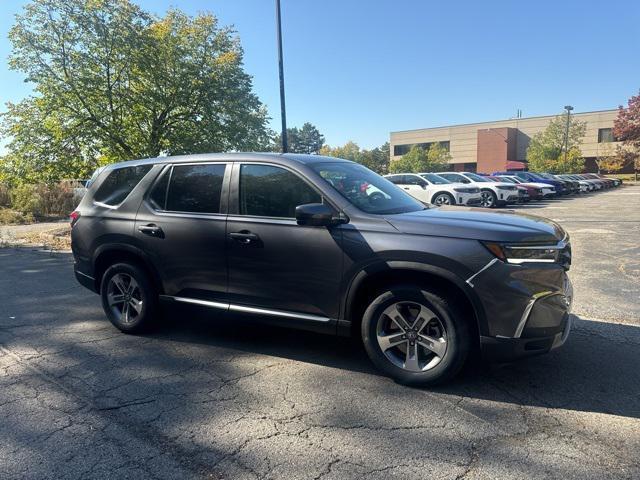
(1, 0), (639, 149)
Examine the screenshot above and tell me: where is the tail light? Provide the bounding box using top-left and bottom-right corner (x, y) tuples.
(70, 210), (81, 228)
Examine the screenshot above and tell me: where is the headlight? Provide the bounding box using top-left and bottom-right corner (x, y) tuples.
(483, 242), (560, 264)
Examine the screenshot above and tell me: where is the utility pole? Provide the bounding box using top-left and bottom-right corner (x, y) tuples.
(275, 0), (288, 153)
(563, 105), (573, 164)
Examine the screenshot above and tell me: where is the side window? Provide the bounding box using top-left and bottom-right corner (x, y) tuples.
(405, 176), (423, 186)
(148, 168), (170, 210)
(386, 175), (402, 184)
(93, 165), (152, 206)
(166, 164), (226, 214)
(239, 164), (321, 218)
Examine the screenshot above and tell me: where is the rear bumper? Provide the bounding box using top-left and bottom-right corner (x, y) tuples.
(74, 265), (98, 293)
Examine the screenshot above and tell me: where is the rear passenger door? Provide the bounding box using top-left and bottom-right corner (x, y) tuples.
(225, 162), (343, 320)
(135, 162), (230, 300)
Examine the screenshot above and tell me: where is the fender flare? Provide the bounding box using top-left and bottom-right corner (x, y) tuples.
(92, 242), (164, 293)
(341, 260), (488, 335)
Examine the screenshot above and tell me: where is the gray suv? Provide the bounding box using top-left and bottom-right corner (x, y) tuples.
(71, 153), (573, 386)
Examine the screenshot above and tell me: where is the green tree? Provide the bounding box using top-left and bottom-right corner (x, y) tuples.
(389, 143), (450, 173)
(526, 114), (586, 173)
(358, 142), (390, 174)
(319, 141), (390, 174)
(0, 0), (270, 184)
(273, 122), (325, 154)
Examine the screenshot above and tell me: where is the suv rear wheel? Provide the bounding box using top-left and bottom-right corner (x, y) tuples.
(100, 263), (158, 333)
(361, 285), (471, 386)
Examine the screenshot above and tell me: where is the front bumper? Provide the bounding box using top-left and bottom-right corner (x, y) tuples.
(460, 193), (483, 206)
(480, 313), (572, 361)
(496, 192), (520, 204)
(468, 254), (573, 361)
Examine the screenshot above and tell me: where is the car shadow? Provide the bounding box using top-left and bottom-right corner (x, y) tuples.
(148, 307), (640, 420)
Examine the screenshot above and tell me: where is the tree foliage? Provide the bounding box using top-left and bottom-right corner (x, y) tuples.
(613, 90), (640, 172)
(319, 141), (390, 174)
(273, 123), (325, 154)
(594, 143), (625, 173)
(526, 114), (586, 173)
(614, 90), (640, 150)
(388, 143), (451, 173)
(0, 0), (270, 184)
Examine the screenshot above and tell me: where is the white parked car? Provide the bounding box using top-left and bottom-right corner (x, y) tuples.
(384, 173), (482, 206)
(436, 172), (520, 208)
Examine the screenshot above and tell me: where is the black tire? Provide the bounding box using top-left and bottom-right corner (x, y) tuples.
(480, 189), (497, 208)
(100, 262), (158, 333)
(361, 285), (472, 386)
(431, 192), (455, 206)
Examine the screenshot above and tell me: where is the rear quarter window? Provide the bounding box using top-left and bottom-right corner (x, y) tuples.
(93, 165), (153, 206)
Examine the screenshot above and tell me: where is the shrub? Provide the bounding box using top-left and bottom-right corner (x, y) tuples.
(39, 182), (77, 216)
(0, 208), (34, 225)
(10, 182), (76, 218)
(10, 183), (44, 216)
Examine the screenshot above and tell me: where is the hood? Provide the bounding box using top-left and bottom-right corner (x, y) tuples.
(526, 175), (562, 186)
(487, 181), (518, 189)
(385, 206), (565, 243)
(523, 182), (555, 189)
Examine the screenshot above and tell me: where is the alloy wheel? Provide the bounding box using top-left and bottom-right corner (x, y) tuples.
(107, 273), (143, 323)
(376, 301), (447, 372)
(433, 194), (452, 206)
(480, 191), (494, 207)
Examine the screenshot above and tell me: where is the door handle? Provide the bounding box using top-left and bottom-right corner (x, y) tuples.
(229, 231), (259, 244)
(403, 187), (410, 190)
(138, 224), (163, 237)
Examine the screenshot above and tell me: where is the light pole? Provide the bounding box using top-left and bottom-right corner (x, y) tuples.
(563, 105), (573, 164)
(275, 0), (288, 153)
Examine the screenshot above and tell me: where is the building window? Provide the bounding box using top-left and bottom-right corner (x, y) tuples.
(393, 141), (450, 157)
(598, 128), (616, 143)
(393, 144), (412, 156)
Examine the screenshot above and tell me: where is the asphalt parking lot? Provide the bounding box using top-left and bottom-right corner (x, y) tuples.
(1, 185), (639, 479)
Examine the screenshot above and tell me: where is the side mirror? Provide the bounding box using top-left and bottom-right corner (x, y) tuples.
(295, 203), (335, 227)
(419, 181), (428, 189)
(462, 179), (471, 184)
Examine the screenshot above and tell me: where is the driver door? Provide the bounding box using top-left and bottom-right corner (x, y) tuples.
(400, 175), (430, 202)
(225, 162), (344, 320)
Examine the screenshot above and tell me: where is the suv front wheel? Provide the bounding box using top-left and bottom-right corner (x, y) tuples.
(361, 285), (471, 386)
(480, 189), (497, 208)
(100, 262), (158, 333)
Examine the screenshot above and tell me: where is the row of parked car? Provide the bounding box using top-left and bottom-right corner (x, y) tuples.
(384, 171), (622, 208)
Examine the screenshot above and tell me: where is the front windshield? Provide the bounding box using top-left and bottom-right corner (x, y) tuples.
(463, 173), (489, 182)
(499, 177), (517, 184)
(420, 173), (451, 185)
(311, 162), (425, 214)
